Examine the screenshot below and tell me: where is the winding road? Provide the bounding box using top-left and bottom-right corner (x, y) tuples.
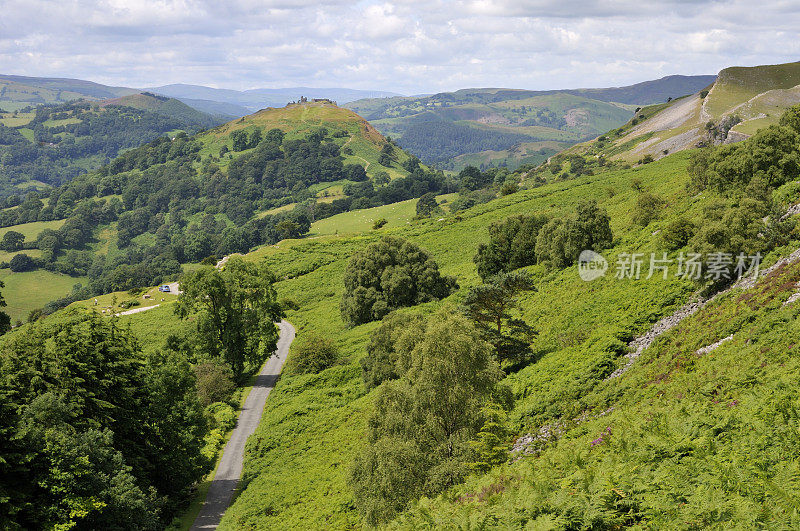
(190, 320), (296, 530)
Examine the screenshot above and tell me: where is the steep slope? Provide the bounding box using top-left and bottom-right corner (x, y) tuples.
(199, 110), (800, 528)
(571, 62), (800, 163)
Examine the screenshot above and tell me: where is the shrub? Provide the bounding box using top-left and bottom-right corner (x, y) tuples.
(372, 218), (387, 230)
(201, 403), (237, 461)
(660, 217), (696, 250)
(474, 214), (548, 280)
(278, 297), (299, 311)
(9, 253), (35, 272)
(287, 332), (338, 374)
(340, 236), (457, 325)
(0, 230), (24, 252)
(360, 312), (425, 389)
(500, 181), (518, 195)
(536, 200), (613, 269)
(415, 193), (439, 218)
(632, 192), (666, 226)
(193, 361), (236, 406)
(779, 104), (800, 133)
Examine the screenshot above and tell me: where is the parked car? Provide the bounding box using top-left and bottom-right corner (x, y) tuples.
(158, 285), (171, 292)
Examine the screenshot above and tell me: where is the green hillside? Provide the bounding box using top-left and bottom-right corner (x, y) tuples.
(6, 96), (800, 530)
(0, 97), (225, 195)
(570, 62), (800, 164)
(100, 92), (229, 127)
(0, 74), (136, 111)
(178, 105), (800, 528)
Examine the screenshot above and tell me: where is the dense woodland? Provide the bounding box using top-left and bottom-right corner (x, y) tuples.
(397, 116), (535, 163)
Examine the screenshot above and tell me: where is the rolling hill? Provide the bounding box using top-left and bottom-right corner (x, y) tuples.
(99, 92), (228, 127)
(0, 94), (226, 195)
(0, 74), (137, 111)
(28, 99), (798, 529)
(0, 101), (429, 320)
(345, 75), (715, 170)
(568, 61), (800, 163)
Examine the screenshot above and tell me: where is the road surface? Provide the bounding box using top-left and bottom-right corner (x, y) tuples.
(114, 304), (160, 317)
(190, 320), (295, 530)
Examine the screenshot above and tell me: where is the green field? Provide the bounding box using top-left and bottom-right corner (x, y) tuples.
(1, 269), (83, 322)
(0, 112), (34, 127)
(308, 193), (457, 236)
(0, 219), (65, 242)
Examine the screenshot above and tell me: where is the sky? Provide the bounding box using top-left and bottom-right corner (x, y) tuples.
(1, 0), (799, 95)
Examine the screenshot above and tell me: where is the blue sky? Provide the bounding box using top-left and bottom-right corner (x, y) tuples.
(1, 0), (798, 94)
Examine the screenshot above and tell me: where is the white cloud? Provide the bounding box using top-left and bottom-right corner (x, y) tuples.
(0, 0), (798, 94)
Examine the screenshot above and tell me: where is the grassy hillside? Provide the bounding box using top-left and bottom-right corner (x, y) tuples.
(27, 105), (800, 528)
(211, 153), (690, 528)
(172, 125), (795, 528)
(570, 62), (800, 164)
(100, 92), (229, 127)
(198, 101), (417, 181)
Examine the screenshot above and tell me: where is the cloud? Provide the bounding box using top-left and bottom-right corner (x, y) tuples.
(0, 0), (798, 94)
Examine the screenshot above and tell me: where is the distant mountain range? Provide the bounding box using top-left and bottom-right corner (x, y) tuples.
(0, 74), (402, 117)
(146, 84), (403, 114)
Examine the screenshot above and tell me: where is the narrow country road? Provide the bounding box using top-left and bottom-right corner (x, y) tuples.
(190, 320), (296, 530)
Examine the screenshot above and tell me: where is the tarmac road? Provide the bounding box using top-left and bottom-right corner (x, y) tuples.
(190, 320), (295, 530)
